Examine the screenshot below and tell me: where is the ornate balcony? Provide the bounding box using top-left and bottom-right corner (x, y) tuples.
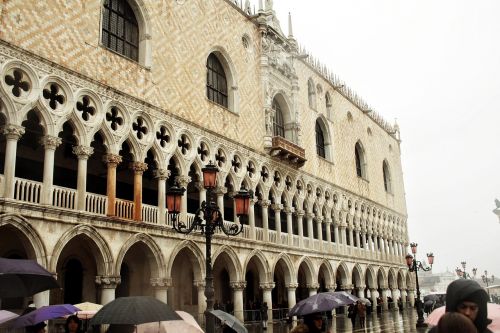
(269, 136), (306, 167)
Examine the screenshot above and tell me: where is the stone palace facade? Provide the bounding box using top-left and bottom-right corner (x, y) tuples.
(0, 0), (414, 323)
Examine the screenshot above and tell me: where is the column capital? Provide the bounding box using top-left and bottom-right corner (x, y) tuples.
(150, 277), (172, 288)
(131, 161), (148, 174)
(315, 216), (324, 223)
(40, 135), (62, 149)
(193, 280), (206, 288)
(95, 275), (121, 288)
(72, 145), (94, 159)
(286, 282), (299, 289)
(306, 212), (315, 219)
(340, 284), (353, 290)
(324, 218), (332, 224)
(194, 181), (206, 192)
(284, 206), (294, 215)
(230, 281), (247, 291)
(356, 285), (366, 291)
(3, 124), (25, 140)
(325, 284), (336, 291)
(259, 199), (271, 208)
(271, 203), (283, 211)
(259, 282), (275, 291)
(103, 153), (122, 166)
(175, 175), (191, 187)
(295, 209), (305, 217)
(154, 168), (170, 180)
(307, 283), (320, 289)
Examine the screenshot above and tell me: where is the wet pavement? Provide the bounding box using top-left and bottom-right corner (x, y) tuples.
(244, 309), (429, 333)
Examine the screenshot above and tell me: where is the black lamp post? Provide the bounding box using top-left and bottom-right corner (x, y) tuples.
(166, 161), (251, 333)
(405, 242), (434, 328)
(455, 261), (477, 279)
(482, 270), (495, 299)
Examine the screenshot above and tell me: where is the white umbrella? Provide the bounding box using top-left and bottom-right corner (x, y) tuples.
(137, 311), (203, 333)
(0, 310), (19, 325)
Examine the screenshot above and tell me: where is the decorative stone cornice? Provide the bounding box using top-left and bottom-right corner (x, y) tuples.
(72, 145), (94, 159)
(154, 168), (170, 180)
(95, 275), (121, 288)
(3, 124), (25, 140)
(40, 135), (62, 150)
(230, 281), (247, 290)
(103, 154), (122, 166)
(259, 282), (275, 290)
(131, 161), (148, 174)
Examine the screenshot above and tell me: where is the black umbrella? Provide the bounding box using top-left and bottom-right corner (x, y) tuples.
(0, 258), (59, 298)
(423, 294), (440, 302)
(90, 296), (181, 325)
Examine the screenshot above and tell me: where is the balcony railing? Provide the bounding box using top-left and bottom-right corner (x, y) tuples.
(1, 177), (406, 265)
(269, 136), (306, 167)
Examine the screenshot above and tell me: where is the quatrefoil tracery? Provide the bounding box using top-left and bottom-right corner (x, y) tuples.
(178, 134), (190, 155)
(132, 117), (148, 140)
(156, 126), (170, 148)
(215, 149), (226, 168)
(197, 142), (209, 161)
(5, 69), (30, 97)
(106, 107), (123, 131)
(76, 95), (95, 121)
(43, 83), (65, 110)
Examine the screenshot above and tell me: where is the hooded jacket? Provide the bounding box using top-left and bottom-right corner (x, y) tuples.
(429, 279), (492, 333)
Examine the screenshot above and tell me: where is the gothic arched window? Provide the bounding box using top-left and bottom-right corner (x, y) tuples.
(102, 0), (139, 61)
(383, 160), (392, 193)
(355, 141), (366, 178)
(316, 121), (325, 158)
(272, 98), (285, 138)
(206, 53), (228, 108)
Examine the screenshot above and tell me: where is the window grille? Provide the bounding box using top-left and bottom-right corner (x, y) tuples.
(102, 0), (139, 61)
(206, 54), (228, 108)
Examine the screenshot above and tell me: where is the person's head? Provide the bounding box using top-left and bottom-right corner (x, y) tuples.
(304, 313), (323, 330)
(26, 322), (46, 333)
(445, 279), (491, 331)
(65, 315), (81, 333)
(437, 312), (478, 333)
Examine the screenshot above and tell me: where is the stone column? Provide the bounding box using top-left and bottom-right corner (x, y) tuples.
(381, 288), (389, 310)
(355, 229), (361, 248)
(281, 206), (292, 245)
(308, 283), (319, 297)
(131, 161), (148, 221)
(306, 212), (314, 242)
(400, 289), (408, 307)
(96, 276), (121, 305)
(361, 232), (367, 250)
(176, 175), (191, 222)
(367, 233), (373, 251)
(73, 145), (94, 211)
(340, 225), (347, 245)
(33, 290), (50, 308)
(316, 216), (323, 243)
(334, 224), (340, 244)
(194, 280), (206, 323)
(348, 228), (354, 247)
(248, 198), (257, 240)
(155, 169), (169, 225)
(151, 277), (169, 303)
(40, 135), (62, 204)
(260, 282), (275, 324)
(370, 288), (378, 312)
(287, 283), (298, 314)
(231, 281), (246, 322)
(215, 186), (226, 220)
(325, 218), (332, 242)
(261, 200), (270, 242)
(272, 204), (282, 244)
(104, 154), (122, 216)
(408, 289), (415, 307)
(374, 235), (379, 251)
(357, 285), (366, 298)
(195, 182), (207, 203)
(296, 209), (304, 247)
(2, 124), (24, 198)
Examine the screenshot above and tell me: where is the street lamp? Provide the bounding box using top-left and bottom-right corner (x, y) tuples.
(405, 242), (434, 328)
(482, 270), (495, 299)
(455, 261), (477, 279)
(166, 161), (251, 333)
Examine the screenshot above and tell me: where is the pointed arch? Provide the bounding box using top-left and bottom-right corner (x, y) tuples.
(115, 233), (166, 278)
(0, 213), (47, 266)
(315, 115), (332, 161)
(243, 249), (270, 282)
(213, 245), (243, 281)
(383, 159), (392, 193)
(49, 224), (113, 275)
(272, 253), (295, 285)
(166, 240), (205, 279)
(355, 140), (367, 179)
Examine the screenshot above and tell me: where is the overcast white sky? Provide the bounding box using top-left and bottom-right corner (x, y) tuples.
(264, 0), (500, 277)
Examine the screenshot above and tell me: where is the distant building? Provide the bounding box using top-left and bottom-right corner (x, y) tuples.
(419, 270), (457, 295)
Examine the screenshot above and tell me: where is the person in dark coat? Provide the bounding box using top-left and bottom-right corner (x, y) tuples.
(261, 302), (269, 330)
(428, 279), (493, 333)
(291, 313), (323, 333)
(348, 303), (357, 328)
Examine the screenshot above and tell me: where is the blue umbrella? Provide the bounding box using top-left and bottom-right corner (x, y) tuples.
(12, 304), (80, 328)
(0, 258), (60, 297)
(288, 291), (359, 316)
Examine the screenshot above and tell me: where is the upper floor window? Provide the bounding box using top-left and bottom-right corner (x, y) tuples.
(307, 78), (316, 109)
(206, 53), (228, 108)
(272, 98), (285, 137)
(325, 92), (332, 120)
(383, 160), (392, 193)
(355, 141), (367, 179)
(102, 0), (139, 61)
(315, 121), (325, 158)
